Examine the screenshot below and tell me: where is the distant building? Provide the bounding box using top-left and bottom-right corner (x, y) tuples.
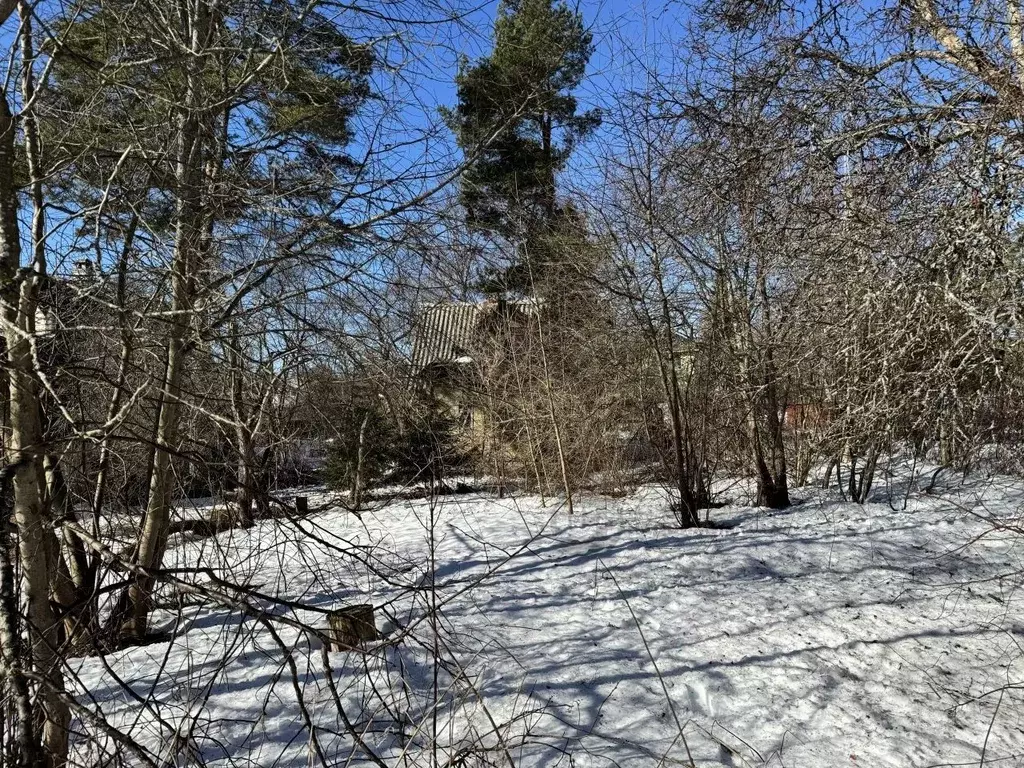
(410, 298), (541, 447)
(410, 298), (542, 375)
(35, 259), (106, 359)
(411, 301), (484, 378)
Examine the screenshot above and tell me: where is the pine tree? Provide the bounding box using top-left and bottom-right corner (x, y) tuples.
(446, 0), (600, 289)
(41, 0), (375, 642)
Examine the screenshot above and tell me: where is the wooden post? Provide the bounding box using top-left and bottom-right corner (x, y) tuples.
(326, 604), (377, 651)
(295, 495), (308, 516)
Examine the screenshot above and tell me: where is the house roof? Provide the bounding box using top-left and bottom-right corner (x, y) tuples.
(411, 298), (542, 373)
(411, 302), (481, 372)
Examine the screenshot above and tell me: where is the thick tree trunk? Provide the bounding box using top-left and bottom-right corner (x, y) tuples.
(741, 369), (791, 510)
(821, 454), (838, 489)
(847, 447), (879, 504)
(754, 458), (790, 508)
(0, 83), (70, 765)
(938, 415), (954, 467)
(747, 385), (791, 509)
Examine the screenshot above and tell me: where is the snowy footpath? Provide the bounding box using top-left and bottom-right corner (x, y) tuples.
(74, 476), (1024, 767)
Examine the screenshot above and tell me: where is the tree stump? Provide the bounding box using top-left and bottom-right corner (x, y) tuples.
(326, 604), (377, 651)
(295, 495), (308, 516)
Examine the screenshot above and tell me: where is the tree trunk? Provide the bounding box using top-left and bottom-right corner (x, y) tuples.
(120, 1), (209, 640)
(0, 80), (70, 765)
(123, 332), (187, 640)
(0, 465), (41, 768)
(1, 8), (74, 756)
(234, 429), (256, 527)
(91, 211), (140, 524)
(351, 412), (370, 512)
(44, 456), (94, 651)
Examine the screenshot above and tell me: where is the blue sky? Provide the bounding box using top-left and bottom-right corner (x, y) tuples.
(0, 0), (690, 174)
(0, 0), (694, 273)
(427, 0), (691, 141)
(351, 0), (695, 204)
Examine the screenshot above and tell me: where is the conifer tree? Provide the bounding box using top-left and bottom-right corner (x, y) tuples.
(447, 0), (600, 289)
(43, 0), (375, 642)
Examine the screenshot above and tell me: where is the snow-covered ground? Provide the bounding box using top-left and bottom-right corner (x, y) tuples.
(74, 473), (1024, 767)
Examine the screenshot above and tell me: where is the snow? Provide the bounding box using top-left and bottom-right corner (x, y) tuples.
(73, 473), (1024, 767)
